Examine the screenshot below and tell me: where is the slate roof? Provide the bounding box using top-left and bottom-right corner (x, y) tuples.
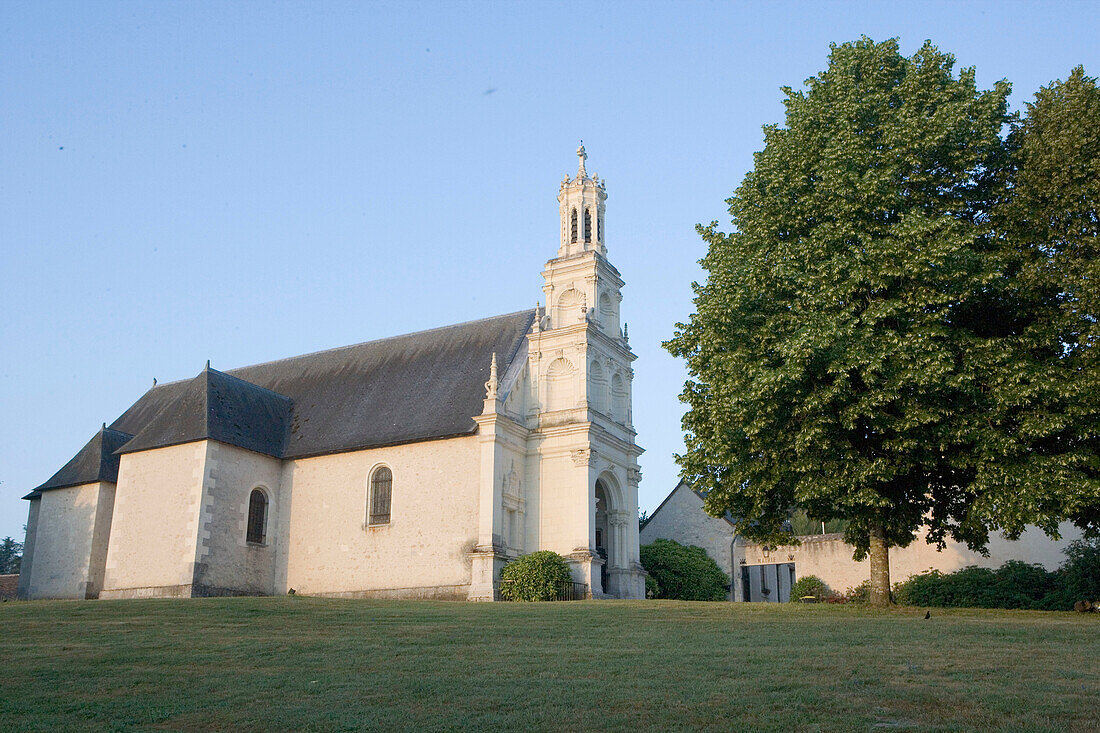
(27, 426), (135, 497)
(117, 366), (293, 458)
(28, 309), (536, 496)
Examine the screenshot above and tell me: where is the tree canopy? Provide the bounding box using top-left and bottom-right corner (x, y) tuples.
(665, 37), (1099, 604)
(0, 537), (21, 574)
(995, 66), (1100, 532)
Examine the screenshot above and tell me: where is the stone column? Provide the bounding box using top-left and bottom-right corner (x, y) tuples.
(469, 363), (507, 601)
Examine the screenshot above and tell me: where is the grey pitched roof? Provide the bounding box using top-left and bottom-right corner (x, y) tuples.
(109, 309), (535, 460)
(28, 426), (135, 496)
(117, 366), (293, 458)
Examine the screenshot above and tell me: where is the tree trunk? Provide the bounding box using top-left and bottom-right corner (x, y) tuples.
(868, 521), (891, 606)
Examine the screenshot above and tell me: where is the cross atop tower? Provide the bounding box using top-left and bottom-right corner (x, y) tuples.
(557, 145), (607, 257)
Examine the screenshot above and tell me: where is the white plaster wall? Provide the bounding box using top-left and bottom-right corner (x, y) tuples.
(740, 522), (1086, 595)
(86, 482), (116, 597)
(283, 436), (480, 597)
(641, 483), (737, 598)
(101, 443), (207, 597)
(22, 482), (111, 599)
(17, 498), (40, 598)
(194, 442), (283, 595)
(533, 447), (591, 556)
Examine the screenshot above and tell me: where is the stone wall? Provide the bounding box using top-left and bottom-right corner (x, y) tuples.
(101, 443), (206, 598)
(282, 435), (480, 597)
(0, 574), (19, 600)
(193, 441), (283, 595)
(16, 498), (40, 599)
(20, 481), (114, 599)
(738, 522), (1085, 596)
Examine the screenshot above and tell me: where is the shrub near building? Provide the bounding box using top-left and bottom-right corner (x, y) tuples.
(640, 539), (728, 601)
(790, 575), (830, 602)
(499, 551), (573, 602)
(894, 539), (1100, 610)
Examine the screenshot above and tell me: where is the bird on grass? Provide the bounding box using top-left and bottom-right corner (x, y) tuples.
(924, 610), (931, 619)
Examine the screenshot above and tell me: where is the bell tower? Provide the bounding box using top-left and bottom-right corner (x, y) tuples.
(470, 145), (645, 601)
(557, 144), (607, 258)
(524, 144), (645, 599)
(541, 145), (622, 339)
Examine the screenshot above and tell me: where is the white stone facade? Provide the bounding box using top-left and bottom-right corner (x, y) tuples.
(20, 148), (646, 601)
(469, 144), (646, 600)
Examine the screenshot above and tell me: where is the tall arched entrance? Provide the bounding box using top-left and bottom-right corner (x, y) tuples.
(594, 473), (626, 597)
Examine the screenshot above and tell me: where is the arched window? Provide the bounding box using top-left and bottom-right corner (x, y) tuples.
(570, 208), (578, 243)
(584, 208), (592, 243)
(369, 466), (392, 525)
(597, 213), (602, 242)
(246, 488), (268, 544)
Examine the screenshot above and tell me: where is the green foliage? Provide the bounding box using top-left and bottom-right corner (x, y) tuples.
(788, 510), (848, 536)
(665, 36), (1100, 596)
(995, 67), (1100, 536)
(894, 570), (948, 607)
(790, 574), (829, 602)
(666, 37), (1016, 560)
(639, 539), (728, 601)
(499, 551), (573, 602)
(894, 565), (1061, 610)
(1060, 538), (1100, 602)
(893, 544), (1100, 611)
(644, 573), (659, 599)
(0, 537), (21, 574)
(844, 580), (872, 604)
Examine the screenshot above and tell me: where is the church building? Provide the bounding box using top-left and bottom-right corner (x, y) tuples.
(18, 147), (647, 602)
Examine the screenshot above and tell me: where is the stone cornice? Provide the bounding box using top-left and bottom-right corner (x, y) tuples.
(542, 250), (623, 287)
(589, 421), (645, 458)
(473, 410), (530, 445)
(528, 321), (634, 362)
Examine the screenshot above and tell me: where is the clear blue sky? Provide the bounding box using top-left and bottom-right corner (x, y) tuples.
(2, 1), (1097, 541)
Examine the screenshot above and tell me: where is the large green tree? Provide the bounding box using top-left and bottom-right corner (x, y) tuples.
(665, 38), (1092, 605)
(992, 67), (1100, 533)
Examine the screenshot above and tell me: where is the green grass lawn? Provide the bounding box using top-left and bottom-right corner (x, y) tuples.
(2, 598), (1097, 732)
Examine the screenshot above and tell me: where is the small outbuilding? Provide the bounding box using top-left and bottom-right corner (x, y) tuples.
(641, 481), (1082, 601)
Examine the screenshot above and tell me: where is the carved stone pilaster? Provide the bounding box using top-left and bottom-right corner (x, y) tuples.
(609, 509), (633, 528)
(571, 448), (599, 467)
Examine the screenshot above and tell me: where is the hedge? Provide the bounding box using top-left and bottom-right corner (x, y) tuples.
(639, 539), (728, 601)
(499, 551), (573, 602)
